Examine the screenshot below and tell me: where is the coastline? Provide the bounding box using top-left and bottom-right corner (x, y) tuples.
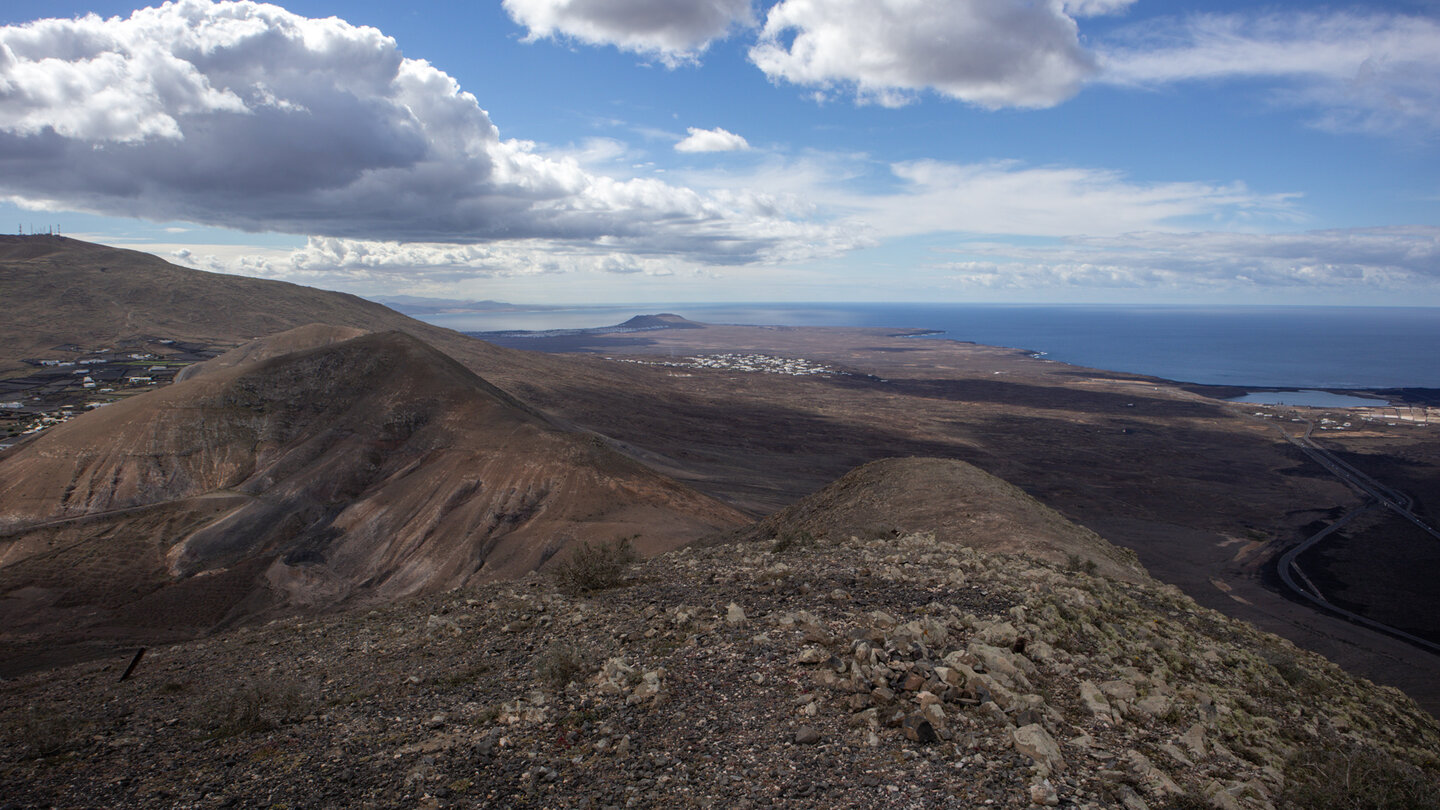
(421, 302), (1440, 391)
(463, 316), (1439, 410)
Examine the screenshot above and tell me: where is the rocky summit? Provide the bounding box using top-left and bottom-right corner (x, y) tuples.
(3, 528), (1436, 809)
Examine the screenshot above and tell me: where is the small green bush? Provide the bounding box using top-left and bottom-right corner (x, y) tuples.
(551, 537), (636, 596)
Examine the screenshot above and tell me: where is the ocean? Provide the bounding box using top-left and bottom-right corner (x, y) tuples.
(413, 303), (1440, 390)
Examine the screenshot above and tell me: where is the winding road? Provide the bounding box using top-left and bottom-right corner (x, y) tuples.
(1268, 415), (1440, 654)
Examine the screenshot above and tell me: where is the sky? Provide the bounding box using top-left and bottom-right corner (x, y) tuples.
(0, 0), (1438, 306)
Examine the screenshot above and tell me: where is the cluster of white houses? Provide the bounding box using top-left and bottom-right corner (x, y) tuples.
(609, 353), (841, 377)
(1249, 405), (1435, 431)
(3, 340), (220, 447)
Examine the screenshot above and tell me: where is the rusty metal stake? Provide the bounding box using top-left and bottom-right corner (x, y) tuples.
(119, 647), (146, 682)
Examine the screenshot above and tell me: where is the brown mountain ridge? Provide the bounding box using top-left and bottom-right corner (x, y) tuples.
(0, 326), (745, 672)
(0, 234), (529, 377)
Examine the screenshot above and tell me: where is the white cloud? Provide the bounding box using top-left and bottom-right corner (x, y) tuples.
(777, 158), (1300, 239)
(935, 227), (1440, 291)
(160, 232), (821, 294)
(0, 12), (248, 142)
(675, 126), (750, 152)
(738, 3), (1440, 134)
(139, 152), (1437, 301)
(546, 136), (635, 172)
(748, 0), (1099, 108)
(502, 0), (753, 66)
(167, 225), (1440, 301)
(1061, 0), (1137, 18)
(0, 1), (822, 265)
(1098, 11), (1440, 135)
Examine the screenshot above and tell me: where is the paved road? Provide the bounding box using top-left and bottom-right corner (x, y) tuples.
(1292, 421), (1438, 538)
(1267, 415), (1440, 654)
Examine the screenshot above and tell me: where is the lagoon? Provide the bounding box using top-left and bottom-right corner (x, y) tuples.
(1227, 390), (1392, 408)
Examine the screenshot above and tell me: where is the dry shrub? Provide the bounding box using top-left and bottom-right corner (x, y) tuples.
(551, 538), (636, 596)
(200, 678), (308, 738)
(772, 529), (815, 554)
(5, 707), (88, 759)
(1280, 739), (1440, 810)
(534, 642), (593, 690)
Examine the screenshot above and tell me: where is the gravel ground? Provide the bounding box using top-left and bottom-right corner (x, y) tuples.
(3, 532), (1438, 809)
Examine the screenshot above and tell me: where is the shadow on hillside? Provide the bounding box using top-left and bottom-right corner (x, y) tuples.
(830, 376), (1226, 418)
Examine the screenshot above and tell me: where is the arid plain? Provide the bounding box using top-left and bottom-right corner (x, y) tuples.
(472, 319), (1440, 716)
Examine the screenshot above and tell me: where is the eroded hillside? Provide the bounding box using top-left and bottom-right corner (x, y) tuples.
(0, 328), (745, 673)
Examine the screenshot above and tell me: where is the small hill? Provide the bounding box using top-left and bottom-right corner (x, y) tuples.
(0, 330), (746, 671)
(0, 236), (656, 460)
(373, 296), (529, 315)
(746, 457), (1151, 584)
(617, 313), (704, 330)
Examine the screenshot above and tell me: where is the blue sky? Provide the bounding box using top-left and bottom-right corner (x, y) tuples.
(1, 0), (1438, 305)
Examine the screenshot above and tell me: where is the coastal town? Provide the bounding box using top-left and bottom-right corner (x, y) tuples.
(608, 352), (842, 377)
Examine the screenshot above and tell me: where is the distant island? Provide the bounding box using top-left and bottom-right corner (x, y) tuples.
(369, 295), (549, 316)
(464, 313), (708, 352)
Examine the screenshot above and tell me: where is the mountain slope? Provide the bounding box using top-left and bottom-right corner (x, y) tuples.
(746, 457), (1152, 584)
(173, 322), (369, 382)
(0, 235), (508, 375)
(3, 529), (1437, 808)
(0, 329), (746, 669)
